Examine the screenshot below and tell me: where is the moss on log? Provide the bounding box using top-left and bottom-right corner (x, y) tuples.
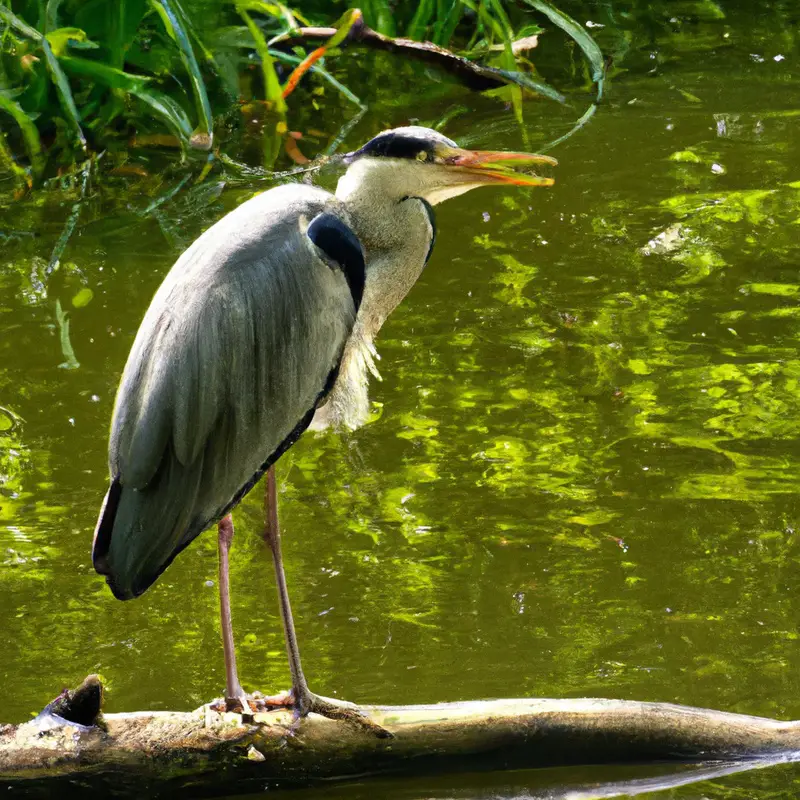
(2, 675), (800, 797)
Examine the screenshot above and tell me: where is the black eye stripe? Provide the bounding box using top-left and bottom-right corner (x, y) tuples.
(351, 132), (437, 161)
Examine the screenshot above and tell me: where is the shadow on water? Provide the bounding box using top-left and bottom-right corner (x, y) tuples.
(242, 756), (800, 799)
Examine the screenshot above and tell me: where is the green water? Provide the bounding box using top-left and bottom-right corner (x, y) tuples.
(2, 2), (800, 796)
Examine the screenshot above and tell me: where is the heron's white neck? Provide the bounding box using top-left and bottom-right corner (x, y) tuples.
(311, 160), (434, 431)
(335, 159), (434, 332)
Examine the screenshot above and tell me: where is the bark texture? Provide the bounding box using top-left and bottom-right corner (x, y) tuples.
(2, 676), (800, 797)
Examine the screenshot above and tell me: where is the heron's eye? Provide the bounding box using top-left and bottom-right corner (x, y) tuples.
(416, 151), (428, 162)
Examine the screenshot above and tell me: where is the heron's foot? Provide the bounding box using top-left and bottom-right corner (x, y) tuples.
(210, 691), (291, 714)
(290, 688), (393, 739)
(208, 689), (391, 737)
(209, 691), (258, 716)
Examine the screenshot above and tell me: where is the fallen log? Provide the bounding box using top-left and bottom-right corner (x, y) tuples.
(1, 675), (799, 797)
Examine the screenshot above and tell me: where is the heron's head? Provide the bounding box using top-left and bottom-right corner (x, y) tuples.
(339, 126), (556, 206)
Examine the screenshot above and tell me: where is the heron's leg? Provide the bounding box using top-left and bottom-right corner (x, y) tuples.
(218, 515), (251, 714)
(263, 465), (391, 738)
(264, 465), (310, 705)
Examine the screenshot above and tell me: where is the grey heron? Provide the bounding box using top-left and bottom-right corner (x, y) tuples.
(92, 126), (555, 726)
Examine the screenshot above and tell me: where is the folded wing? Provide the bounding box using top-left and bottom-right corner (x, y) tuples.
(93, 185), (363, 599)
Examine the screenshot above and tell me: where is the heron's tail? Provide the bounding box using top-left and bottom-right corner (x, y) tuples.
(92, 468), (204, 600)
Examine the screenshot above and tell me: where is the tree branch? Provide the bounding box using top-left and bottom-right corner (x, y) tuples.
(269, 21), (561, 98)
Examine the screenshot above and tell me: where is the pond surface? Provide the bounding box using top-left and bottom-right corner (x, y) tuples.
(2, 2), (800, 797)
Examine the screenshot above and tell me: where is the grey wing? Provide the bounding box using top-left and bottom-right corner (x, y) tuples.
(93, 186), (361, 599)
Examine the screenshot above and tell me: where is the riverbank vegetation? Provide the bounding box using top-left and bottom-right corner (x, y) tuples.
(0, 0), (606, 187)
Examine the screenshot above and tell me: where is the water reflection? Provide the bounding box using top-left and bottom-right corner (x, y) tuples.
(1, 3), (800, 799)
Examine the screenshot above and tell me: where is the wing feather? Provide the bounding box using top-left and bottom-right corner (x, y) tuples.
(95, 185), (360, 598)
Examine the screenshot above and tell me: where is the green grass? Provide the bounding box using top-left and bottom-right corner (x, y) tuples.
(0, 0), (604, 185)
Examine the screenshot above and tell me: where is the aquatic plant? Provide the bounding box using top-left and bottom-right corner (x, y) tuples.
(0, 0), (607, 186)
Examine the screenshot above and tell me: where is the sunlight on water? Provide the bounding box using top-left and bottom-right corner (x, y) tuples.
(1, 2), (800, 797)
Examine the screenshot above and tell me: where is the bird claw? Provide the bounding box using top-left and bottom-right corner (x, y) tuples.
(209, 689), (295, 715)
(209, 693), (255, 717)
(293, 690), (394, 739)
(209, 689), (392, 738)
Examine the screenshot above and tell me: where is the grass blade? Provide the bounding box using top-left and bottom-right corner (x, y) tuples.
(0, 92), (45, 178)
(58, 55), (151, 91)
(44, 0), (65, 33)
(540, 101), (596, 152)
(477, 0), (524, 130)
(48, 157), (91, 274)
(41, 36), (87, 151)
(269, 49), (362, 106)
(320, 103), (367, 157)
(280, 9), (361, 100)
(150, 0), (213, 149)
(432, 0), (463, 46)
(139, 172), (193, 216)
(406, 0), (434, 41)
(107, 0), (149, 69)
(0, 5), (41, 40)
(135, 88), (195, 141)
(521, 0), (605, 100)
(361, 0), (395, 36)
(496, 69), (564, 103)
(0, 127), (30, 189)
(57, 55), (194, 140)
(238, 5), (287, 113)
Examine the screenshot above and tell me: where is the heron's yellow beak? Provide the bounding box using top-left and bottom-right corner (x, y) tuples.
(440, 147), (557, 187)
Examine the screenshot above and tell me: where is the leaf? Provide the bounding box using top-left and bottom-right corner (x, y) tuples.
(0, 93), (44, 179)
(0, 6), (41, 40)
(521, 0), (605, 100)
(743, 283), (799, 297)
(44, 0), (65, 32)
(40, 36), (86, 150)
(237, 0), (287, 20)
(669, 150), (702, 163)
(406, 0), (434, 40)
(567, 509), (617, 526)
(677, 88), (702, 104)
(45, 27), (94, 56)
(628, 359), (652, 375)
(325, 8), (362, 49)
(387, 611), (437, 629)
(135, 88), (194, 141)
(150, 0), (213, 149)
(58, 55), (151, 91)
(71, 288), (94, 308)
(238, 5), (287, 113)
